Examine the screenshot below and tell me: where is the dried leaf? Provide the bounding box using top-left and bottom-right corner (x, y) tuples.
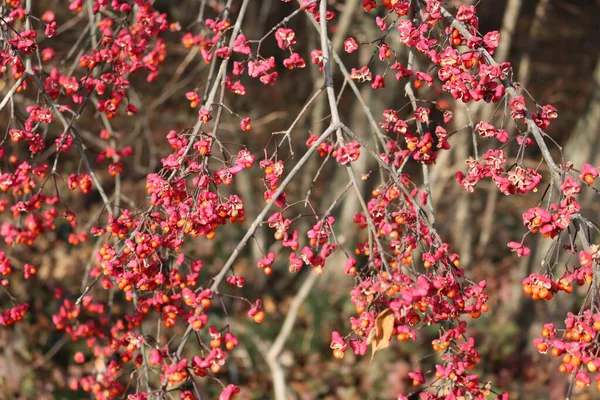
(0, 80), (6, 92)
(366, 323), (377, 345)
(367, 308), (395, 361)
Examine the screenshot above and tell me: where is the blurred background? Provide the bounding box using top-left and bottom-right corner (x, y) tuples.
(1, 0), (600, 399)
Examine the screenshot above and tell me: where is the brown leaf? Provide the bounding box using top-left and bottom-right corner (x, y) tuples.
(366, 308), (395, 361)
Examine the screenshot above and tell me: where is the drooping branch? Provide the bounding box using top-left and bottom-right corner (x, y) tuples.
(176, 122), (341, 358)
(439, 6), (563, 189)
(438, 3), (599, 294)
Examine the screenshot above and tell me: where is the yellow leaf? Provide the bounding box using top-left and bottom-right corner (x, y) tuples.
(367, 308), (395, 361)
(0, 80), (6, 92)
